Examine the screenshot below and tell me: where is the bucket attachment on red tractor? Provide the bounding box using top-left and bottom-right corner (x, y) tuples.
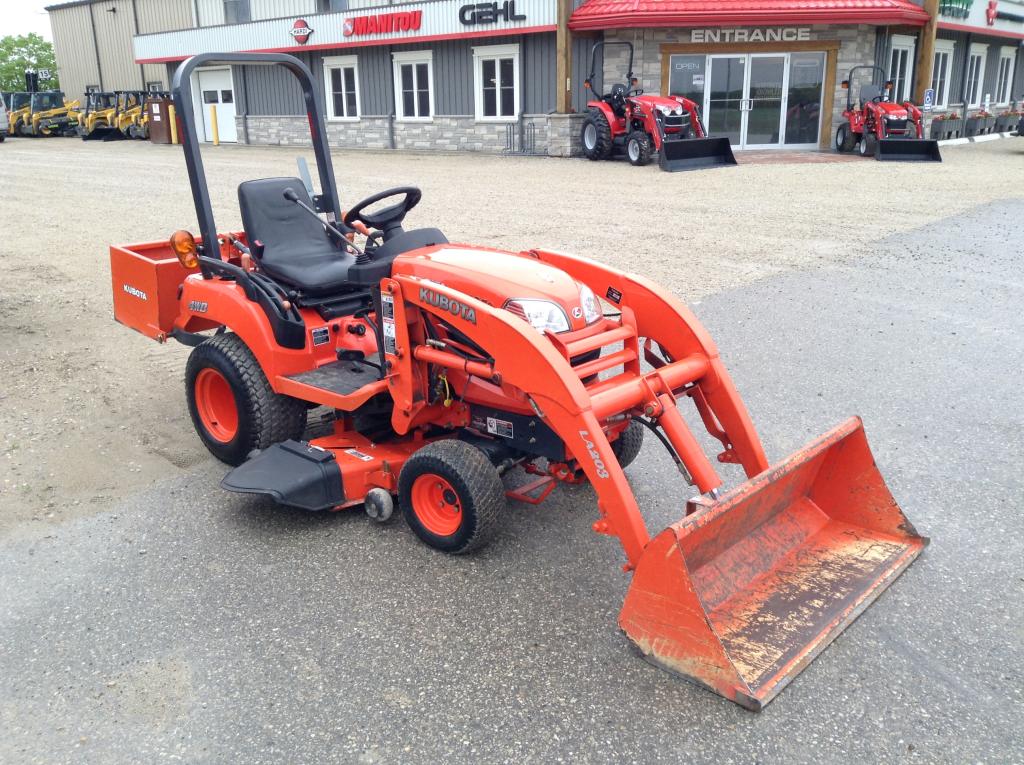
(620, 417), (926, 710)
(658, 136), (737, 172)
(875, 138), (942, 162)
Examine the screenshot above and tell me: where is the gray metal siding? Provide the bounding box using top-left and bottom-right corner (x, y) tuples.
(1014, 49), (1024, 106)
(135, 0), (194, 34)
(93, 0), (145, 90)
(234, 51), (314, 115)
(232, 34), (557, 118)
(522, 33), (555, 113)
(49, 3), (102, 98)
(571, 33), (598, 112)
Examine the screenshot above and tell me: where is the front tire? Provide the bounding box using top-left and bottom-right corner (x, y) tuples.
(610, 420), (644, 468)
(399, 440), (505, 554)
(185, 333), (307, 466)
(858, 134), (876, 157)
(581, 109), (613, 160)
(626, 130), (652, 166)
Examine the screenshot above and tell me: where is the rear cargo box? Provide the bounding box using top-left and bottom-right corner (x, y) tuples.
(110, 241), (197, 340)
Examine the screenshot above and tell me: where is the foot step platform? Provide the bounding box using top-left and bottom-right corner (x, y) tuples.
(287, 360), (375, 396)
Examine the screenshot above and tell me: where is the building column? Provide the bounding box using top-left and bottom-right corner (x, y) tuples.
(555, 0), (572, 113)
(914, 0), (939, 103)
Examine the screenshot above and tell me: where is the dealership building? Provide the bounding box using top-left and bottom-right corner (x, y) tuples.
(47, 0), (1024, 155)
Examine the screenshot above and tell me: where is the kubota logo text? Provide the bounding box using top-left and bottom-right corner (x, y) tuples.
(579, 430), (610, 479)
(420, 287), (477, 324)
(123, 284), (148, 301)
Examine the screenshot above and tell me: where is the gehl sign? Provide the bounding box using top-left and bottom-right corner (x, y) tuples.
(459, 0), (527, 25)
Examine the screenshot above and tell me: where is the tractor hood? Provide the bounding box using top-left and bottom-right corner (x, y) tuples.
(875, 102), (909, 117)
(394, 245), (596, 333)
(635, 94), (691, 113)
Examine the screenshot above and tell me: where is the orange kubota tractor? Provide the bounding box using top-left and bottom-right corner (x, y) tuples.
(110, 53), (927, 711)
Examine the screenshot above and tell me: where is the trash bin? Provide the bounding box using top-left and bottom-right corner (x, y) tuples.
(146, 97), (174, 144)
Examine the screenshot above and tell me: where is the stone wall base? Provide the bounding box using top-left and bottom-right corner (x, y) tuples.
(236, 113), (560, 155)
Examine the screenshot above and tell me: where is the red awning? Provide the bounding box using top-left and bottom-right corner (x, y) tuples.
(569, 0), (930, 30)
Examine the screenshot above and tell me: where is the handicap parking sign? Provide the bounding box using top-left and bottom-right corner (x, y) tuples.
(922, 88), (935, 111)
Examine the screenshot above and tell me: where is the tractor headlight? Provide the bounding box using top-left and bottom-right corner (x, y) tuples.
(579, 285), (602, 324)
(504, 299), (571, 334)
(657, 105), (674, 116)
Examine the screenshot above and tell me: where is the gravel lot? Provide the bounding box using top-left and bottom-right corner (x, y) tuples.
(0, 137), (1020, 531)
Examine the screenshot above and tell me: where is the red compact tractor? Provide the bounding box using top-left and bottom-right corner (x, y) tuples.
(581, 42), (736, 172)
(835, 65), (941, 161)
(111, 53), (927, 711)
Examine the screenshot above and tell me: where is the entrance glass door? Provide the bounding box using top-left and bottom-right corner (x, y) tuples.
(705, 55), (745, 146)
(699, 52), (824, 150)
(744, 55), (786, 147)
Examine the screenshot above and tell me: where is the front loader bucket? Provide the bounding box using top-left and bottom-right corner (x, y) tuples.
(619, 417), (927, 711)
(658, 137), (737, 172)
(876, 138), (942, 162)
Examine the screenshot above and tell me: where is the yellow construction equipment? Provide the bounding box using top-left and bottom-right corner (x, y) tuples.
(6, 91), (78, 137)
(112, 90), (146, 138)
(78, 91), (119, 140)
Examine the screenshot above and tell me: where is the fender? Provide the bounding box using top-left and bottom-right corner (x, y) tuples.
(177, 276), (312, 380)
(586, 99), (624, 137)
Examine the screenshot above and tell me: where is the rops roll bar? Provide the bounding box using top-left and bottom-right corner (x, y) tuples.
(170, 52), (346, 262)
(586, 41), (634, 97)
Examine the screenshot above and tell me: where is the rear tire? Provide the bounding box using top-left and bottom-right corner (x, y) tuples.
(185, 333), (307, 466)
(399, 440), (505, 554)
(611, 420), (644, 469)
(581, 109), (613, 160)
(626, 130), (652, 166)
(835, 123), (856, 152)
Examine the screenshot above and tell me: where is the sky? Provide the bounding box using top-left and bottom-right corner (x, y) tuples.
(2, 1), (54, 41)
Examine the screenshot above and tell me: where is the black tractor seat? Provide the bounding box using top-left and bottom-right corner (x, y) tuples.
(238, 177), (448, 298)
(238, 177), (354, 296)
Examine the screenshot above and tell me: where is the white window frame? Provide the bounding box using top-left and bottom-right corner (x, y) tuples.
(323, 55), (360, 122)
(392, 50), (434, 122)
(931, 39), (955, 109)
(472, 43), (521, 123)
(888, 34), (916, 103)
(995, 46), (1016, 105)
(966, 44), (988, 108)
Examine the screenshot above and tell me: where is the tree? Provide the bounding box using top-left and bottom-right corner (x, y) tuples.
(0, 34), (59, 92)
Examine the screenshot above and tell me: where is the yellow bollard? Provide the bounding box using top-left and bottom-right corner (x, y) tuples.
(168, 103), (178, 144)
(210, 104), (219, 146)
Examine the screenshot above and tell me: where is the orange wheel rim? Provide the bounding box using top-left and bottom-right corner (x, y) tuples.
(194, 368), (239, 442)
(411, 474), (463, 537)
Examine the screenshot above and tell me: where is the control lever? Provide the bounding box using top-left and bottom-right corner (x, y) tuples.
(282, 188), (364, 257)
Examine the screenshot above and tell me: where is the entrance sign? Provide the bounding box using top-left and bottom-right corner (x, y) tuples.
(691, 28), (811, 43)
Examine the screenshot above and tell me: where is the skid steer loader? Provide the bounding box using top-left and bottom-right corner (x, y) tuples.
(580, 42), (736, 172)
(78, 91), (120, 140)
(109, 52), (927, 711)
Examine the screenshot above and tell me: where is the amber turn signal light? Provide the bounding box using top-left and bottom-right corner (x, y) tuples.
(170, 230), (199, 269)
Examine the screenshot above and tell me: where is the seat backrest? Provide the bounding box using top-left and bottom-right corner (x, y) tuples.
(238, 177), (337, 263)
(860, 83), (882, 105)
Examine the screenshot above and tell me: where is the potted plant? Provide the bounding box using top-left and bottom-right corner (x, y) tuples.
(965, 110), (988, 136)
(931, 111), (959, 139)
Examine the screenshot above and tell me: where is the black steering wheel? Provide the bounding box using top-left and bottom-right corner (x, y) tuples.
(343, 186), (422, 239)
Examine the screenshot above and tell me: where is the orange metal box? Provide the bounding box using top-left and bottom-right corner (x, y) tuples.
(110, 241), (197, 340)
